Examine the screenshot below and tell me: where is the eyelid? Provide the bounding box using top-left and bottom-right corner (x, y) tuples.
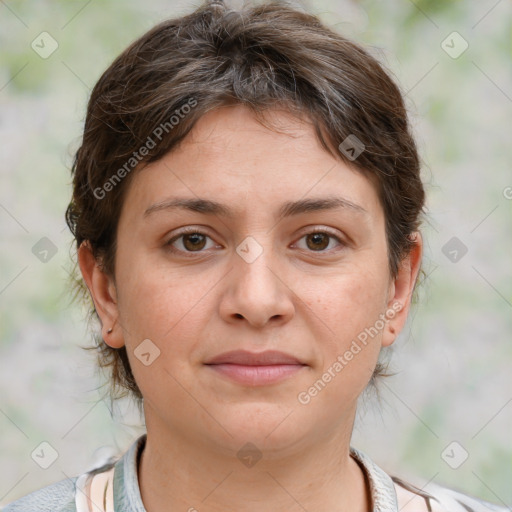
(167, 225), (213, 238)
(295, 225), (344, 238)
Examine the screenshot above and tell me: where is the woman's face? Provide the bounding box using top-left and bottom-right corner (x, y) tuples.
(81, 105), (420, 455)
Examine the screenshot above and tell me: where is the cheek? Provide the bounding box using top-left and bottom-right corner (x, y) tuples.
(298, 264), (389, 400)
(115, 253), (217, 348)
(114, 259), (211, 403)
(306, 265), (389, 343)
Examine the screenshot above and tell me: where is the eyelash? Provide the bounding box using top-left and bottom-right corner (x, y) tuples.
(164, 226), (346, 257)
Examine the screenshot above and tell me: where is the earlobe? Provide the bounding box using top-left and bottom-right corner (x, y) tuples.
(381, 232), (423, 347)
(77, 241), (125, 349)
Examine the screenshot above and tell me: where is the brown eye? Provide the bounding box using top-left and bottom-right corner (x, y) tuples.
(294, 229), (345, 254)
(166, 229), (216, 255)
(182, 233), (207, 251)
(305, 232), (330, 251)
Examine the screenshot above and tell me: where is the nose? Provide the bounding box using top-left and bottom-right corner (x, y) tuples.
(218, 238), (295, 329)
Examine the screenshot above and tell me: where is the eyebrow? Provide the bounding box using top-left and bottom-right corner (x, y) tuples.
(143, 196), (368, 220)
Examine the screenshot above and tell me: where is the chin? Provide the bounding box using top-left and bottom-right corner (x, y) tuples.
(211, 404), (309, 451)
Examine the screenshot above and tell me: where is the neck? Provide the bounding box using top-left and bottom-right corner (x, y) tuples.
(137, 408), (371, 512)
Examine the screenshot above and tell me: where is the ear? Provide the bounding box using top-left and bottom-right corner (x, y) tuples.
(77, 241), (125, 348)
(381, 232), (423, 347)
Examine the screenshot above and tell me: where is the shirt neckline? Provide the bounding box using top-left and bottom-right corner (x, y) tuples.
(114, 434), (398, 512)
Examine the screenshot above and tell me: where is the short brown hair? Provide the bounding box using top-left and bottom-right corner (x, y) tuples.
(66, 0), (425, 403)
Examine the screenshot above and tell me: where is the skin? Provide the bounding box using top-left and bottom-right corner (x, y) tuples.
(79, 105), (422, 512)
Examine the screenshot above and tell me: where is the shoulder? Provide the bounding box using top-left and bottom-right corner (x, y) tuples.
(393, 476), (509, 512)
(2, 435), (144, 512)
(2, 476), (78, 512)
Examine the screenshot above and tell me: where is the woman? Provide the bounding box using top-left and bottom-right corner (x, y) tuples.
(4, 1), (507, 510)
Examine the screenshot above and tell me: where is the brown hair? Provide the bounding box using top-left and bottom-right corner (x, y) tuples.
(66, 0), (425, 403)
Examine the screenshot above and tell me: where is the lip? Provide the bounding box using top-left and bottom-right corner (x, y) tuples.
(204, 350), (307, 386)
(205, 349), (304, 366)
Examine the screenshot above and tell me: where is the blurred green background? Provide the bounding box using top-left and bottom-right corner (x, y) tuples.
(1, 0), (511, 507)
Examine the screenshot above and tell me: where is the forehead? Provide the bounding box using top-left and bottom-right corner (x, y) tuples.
(122, 105), (383, 222)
